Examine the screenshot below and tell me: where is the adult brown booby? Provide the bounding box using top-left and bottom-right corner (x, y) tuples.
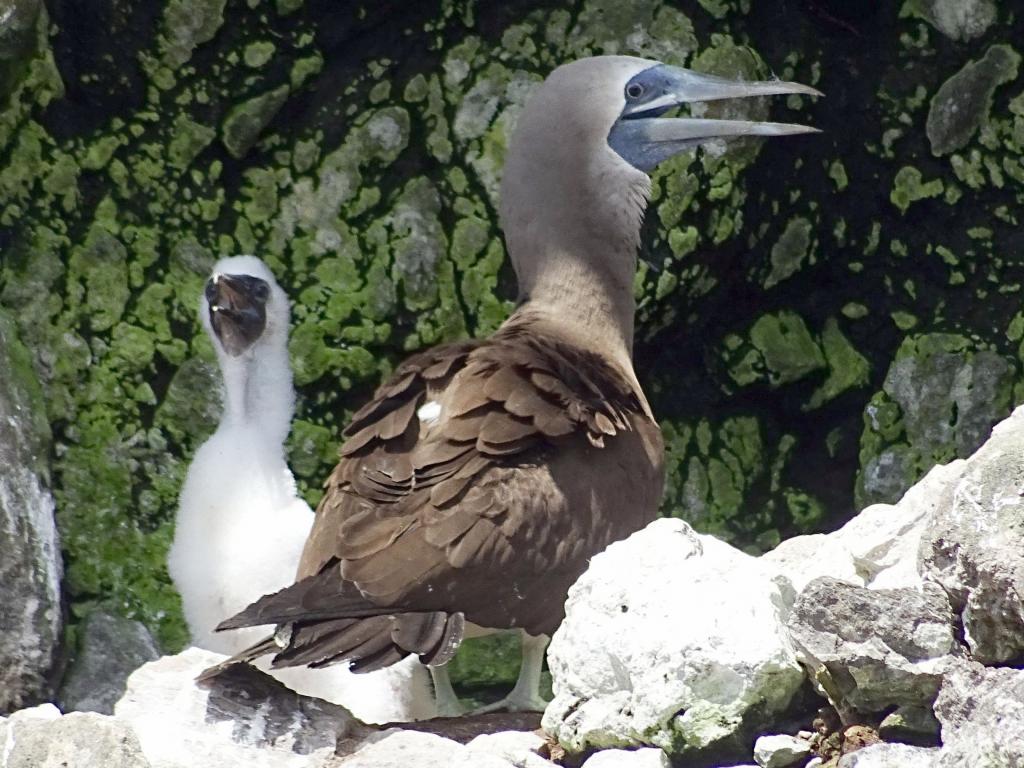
(204, 55), (820, 713)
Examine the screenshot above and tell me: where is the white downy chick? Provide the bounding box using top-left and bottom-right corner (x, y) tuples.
(168, 255), (435, 723)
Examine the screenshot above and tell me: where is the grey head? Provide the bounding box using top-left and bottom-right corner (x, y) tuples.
(499, 55), (820, 287)
(202, 255), (287, 358)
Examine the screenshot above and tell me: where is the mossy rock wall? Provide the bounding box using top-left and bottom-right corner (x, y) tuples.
(2, 0), (1023, 654)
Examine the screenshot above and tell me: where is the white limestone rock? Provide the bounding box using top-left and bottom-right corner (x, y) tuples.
(0, 705), (150, 768)
(787, 577), (960, 713)
(836, 743), (940, 768)
(114, 648), (357, 768)
(466, 730), (553, 768)
(581, 747), (671, 768)
(543, 518), (803, 761)
(762, 460), (965, 594)
(933, 660), (1024, 768)
(336, 730), (514, 768)
(753, 734), (812, 768)
(920, 405), (1024, 663)
(0, 311), (62, 712)
(839, 461), (964, 590)
(761, 533), (861, 594)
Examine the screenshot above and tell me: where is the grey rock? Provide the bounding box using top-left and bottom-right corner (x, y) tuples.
(857, 335), (1014, 508)
(858, 444), (917, 510)
(0, 310), (61, 713)
(787, 577), (959, 713)
(753, 734), (812, 768)
(837, 743), (939, 768)
(883, 338), (1010, 460)
(878, 705), (940, 747)
(933, 660), (1024, 768)
(58, 611), (161, 715)
(920, 405), (1024, 663)
(581, 748), (671, 768)
(908, 0), (997, 42)
(927, 45), (1021, 156)
(0, 705), (151, 768)
(0, 0), (41, 64)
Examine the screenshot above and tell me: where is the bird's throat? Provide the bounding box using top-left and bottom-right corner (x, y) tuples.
(512, 240), (639, 374)
(218, 344), (295, 448)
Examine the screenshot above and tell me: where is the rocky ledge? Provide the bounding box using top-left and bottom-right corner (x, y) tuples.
(5, 404), (1024, 767)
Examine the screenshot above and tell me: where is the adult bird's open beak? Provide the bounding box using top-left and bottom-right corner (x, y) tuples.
(609, 65), (822, 171)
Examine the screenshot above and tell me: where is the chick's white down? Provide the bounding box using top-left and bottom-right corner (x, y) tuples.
(168, 255), (434, 723)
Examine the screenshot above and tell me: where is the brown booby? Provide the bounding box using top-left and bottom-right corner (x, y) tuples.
(203, 56), (820, 713)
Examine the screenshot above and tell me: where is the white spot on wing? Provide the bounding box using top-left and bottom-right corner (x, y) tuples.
(418, 401), (442, 425)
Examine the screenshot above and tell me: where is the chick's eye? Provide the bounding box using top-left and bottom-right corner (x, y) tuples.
(626, 82), (645, 100)
(254, 282), (270, 301)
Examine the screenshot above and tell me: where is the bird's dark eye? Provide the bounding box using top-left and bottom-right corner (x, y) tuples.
(253, 281), (271, 302)
(625, 82), (645, 100)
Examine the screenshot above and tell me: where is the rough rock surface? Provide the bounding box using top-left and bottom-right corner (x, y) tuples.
(581, 748), (671, 768)
(920, 405), (1024, 664)
(0, 704), (151, 768)
(544, 518), (803, 761)
(837, 461), (965, 590)
(764, 461), (965, 593)
(753, 734), (811, 768)
(761, 533), (861, 594)
(464, 731), (552, 768)
(926, 44), (1021, 156)
(336, 730), (515, 767)
(787, 577), (959, 713)
(58, 610), (162, 715)
(0, 310), (62, 713)
(836, 742), (939, 768)
(877, 705), (941, 747)
(933, 660), (1024, 768)
(909, 0), (997, 41)
(114, 648), (359, 768)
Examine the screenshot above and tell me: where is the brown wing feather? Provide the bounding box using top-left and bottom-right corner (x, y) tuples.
(213, 329), (663, 676)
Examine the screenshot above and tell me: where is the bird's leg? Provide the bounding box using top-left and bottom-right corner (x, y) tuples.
(470, 631), (550, 714)
(429, 664), (467, 717)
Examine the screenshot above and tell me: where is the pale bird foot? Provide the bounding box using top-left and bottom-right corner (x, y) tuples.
(435, 697), (469, 718)
(468, 691), (549, 715)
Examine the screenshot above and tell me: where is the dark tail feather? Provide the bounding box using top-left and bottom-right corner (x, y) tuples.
(196, 634), (279, 683)
(211, 564), (467, 676)
(261, 611), (466, 676)
(215, 569), (392, 631)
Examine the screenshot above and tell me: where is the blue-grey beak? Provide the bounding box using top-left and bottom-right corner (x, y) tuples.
(609, 64), (822, 171)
